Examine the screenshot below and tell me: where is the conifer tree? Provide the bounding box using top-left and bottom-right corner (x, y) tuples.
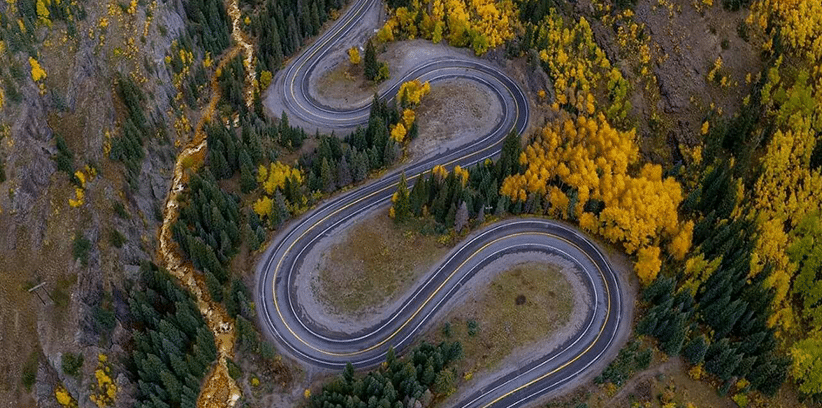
(364, 39), (378, 80)
(393, 172), (411, 223)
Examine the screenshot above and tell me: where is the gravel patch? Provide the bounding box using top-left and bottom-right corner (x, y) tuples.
(409, 78), (502, 160)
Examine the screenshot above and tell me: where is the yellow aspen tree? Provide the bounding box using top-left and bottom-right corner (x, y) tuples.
(259, 71), (273, 90)
(635, 246), (662, 285)
(348, 47), (361, 64)
(390, 123), (407, 143)
(29, 57), (47, 82)
(253, 196), (274, 219)
(402, 109), (416, 127)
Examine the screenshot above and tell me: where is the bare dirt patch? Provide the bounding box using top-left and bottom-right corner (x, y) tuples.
(409, 78), (502, 160)
(316, 209), (450, 316)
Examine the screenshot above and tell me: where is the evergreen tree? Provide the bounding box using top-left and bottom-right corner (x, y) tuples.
(445, 203), (457, 228)
(393, 173), (411, 223)
(683, 335), (709, 365)
(320, 158), (336, 193)
(364, 39), (378, 80)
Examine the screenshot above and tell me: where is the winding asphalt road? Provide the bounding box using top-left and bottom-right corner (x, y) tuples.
(255, 0), (628, 405)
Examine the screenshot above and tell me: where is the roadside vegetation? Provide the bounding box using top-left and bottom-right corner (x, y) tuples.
(382, 0), (821, 405)
(308, 341), (464, 407)
(4, 0), (820, 403)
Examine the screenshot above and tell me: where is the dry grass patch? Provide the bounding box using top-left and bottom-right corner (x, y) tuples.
(434, 262), (574, 375)
(315, 63), (375, 101)
(318, 209), (450, 315)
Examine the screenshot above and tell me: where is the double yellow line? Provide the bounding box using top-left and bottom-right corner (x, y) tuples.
(266, 0), (619, 405)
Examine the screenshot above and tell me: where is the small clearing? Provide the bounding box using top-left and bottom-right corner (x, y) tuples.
(316, 209), (450, 316)
(434, 262), (574, 374)
(410, 78), (501, 159)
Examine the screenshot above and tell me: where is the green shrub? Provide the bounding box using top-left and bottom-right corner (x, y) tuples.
(61, 352), (84, 376)
(72, 233), (91, 266)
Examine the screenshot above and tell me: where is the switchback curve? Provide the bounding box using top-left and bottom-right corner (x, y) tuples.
(255, 0), (628, 405)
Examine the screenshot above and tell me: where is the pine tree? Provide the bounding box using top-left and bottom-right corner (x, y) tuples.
(445, 203), (457, 228)
(364, 39), (378, 80)
(320, 158), (336, 193)
(683, 335), (709, 365)
(274, 190), (290, 226)
(240, 164), (256, 194)
(393, 172), (411, 223)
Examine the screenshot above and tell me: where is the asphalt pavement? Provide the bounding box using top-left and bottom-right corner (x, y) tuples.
(254, 0), (628, 405)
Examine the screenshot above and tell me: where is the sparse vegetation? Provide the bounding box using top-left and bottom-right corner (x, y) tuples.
(72, 233), (91, 267)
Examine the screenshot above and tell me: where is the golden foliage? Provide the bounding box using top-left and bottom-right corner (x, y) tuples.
(669, 220), (694, 261)
(635, 246), (662, 285)
(402, 108), (416, 127)
(432, 164), (449, 182)
(89, 354), (117, 407)
(36, 0), (51, 26)
(29, 57), (47, 82)
(258, 162), (302, 195)
(749, 0), (822, 65)
(253, 196), (274, 219)
(382, 0), (516, 55)
(531, 11), (632, 124)
(390, 123), (407, 143)
(453, 165), (469, 186)
(501, 113), (689, 282)
(397, 79), (431, 106)
(681, 252), (722, 296)
(750, 116), (822, 332)
(791, 334), (822, 395)
(55, 386), (77, 408)
(688, 364), (705, 380)
(259, 70), (273, 90)
(69, 187), (85, 207)
(348, 47), (361, 64)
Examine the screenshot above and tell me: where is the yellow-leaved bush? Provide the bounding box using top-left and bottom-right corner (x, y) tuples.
(396, 79), (430, 107)
(89, 354), (116, 408)
(500, 114), (689, 284)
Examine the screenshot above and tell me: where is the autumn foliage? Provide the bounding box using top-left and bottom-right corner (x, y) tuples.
(380, 0), (517, 55)
(396, 79), (431, 107)
(501, 114), (689, 284)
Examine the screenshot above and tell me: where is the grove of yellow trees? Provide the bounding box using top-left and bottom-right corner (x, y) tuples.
(257, 161), (302, 195)
(531, 11), (632, 127)
(749, 0), (822, 65)
(501, 114), (689, 284)
(742, 0), (822, 396)
(380, 0), (517, 55)
(253, 162), (302, 220)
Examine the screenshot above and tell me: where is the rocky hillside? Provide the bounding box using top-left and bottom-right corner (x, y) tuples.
(0, 1), (202, 406)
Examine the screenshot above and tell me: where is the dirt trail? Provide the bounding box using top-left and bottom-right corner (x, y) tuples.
(157, 1), (257, 407)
